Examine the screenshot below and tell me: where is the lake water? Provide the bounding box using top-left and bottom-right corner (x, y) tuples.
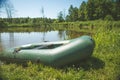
(0, 30), (92, 49)
(0, 31), (67, 49)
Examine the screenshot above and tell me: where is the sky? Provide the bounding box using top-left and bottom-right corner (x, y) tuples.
(1, 0), (87, 19)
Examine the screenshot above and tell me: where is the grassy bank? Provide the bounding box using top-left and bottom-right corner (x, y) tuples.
(0, 21), (120, 80)
(1, 20), (120, 33)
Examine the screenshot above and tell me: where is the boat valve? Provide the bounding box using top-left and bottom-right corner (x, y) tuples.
(13, 48), (21, 54)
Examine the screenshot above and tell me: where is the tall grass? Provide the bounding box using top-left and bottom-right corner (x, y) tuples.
(0, 21), (120, 80)
(93, 21), (120, 80)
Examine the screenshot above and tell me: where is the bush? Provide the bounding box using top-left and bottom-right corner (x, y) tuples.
(0, 20), (8, 28)
(104, 15), (114, 21)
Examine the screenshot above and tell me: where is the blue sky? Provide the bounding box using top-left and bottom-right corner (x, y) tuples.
(2, 0), (87, 18)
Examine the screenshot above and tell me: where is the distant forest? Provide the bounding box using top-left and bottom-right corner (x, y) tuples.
(0, 0), (120, 26)
(63, 0), (120, 21)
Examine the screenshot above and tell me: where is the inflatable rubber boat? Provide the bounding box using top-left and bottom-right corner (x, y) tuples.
(0, 35), (95, 67)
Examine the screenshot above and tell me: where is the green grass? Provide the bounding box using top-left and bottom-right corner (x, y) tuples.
(0, 21), (120, 80)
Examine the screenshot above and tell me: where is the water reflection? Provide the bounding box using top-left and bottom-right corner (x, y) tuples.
(9, 33), (15, 48)
(66, 30), (92, 39)
(0, 31), (66, 49)
(58, 30), (66, 40)
(0, 30), (92, 49)
(0, 34), (1, 42)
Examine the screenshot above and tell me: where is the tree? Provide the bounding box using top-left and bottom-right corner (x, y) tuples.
(0, 0), (7, 8)
(66, 5), (78, 21)
(86, 0), (96, 20)
(40, 7), (45, 23)
(0, 0), (14, 18)
(57, 11), (64, 22)
(0, 0), (7, 15)
(72, 7), (78, 21)
(78, 1), (87, 21)
(4, 0), (14, 18)
(66, 5), (74, 21)
(41, 7), (45, 18)
(114, 0), (120, 20)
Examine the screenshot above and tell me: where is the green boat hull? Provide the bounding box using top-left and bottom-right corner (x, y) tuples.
(0, 36), (95, 67)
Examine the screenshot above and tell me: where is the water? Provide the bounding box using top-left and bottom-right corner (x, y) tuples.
(0, 31), (66, 49)
(0, 30), (92, 49)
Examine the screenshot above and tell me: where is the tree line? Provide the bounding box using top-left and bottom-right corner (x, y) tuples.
(58, 0), (120, 22)
(0, 0), (120, 27)
(0, 17), (54, 24)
